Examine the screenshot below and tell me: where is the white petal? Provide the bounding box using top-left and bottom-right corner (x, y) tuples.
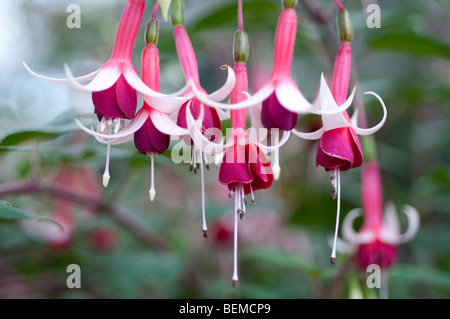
(275, 79), (312, 114)
(150, 110), (189, 136)
(257, 130), (290, 153)
(350, 91), (387, 136)
(23, 61), (100, 84)
(292, 127), (324, 140)
(123, 66), (190, 113)
(383, 202), (401, 235)
(216, 108), (231, 121)
(75, 108), (149, 140)
(350, 106), (359, 126)
(380, 205), (420, 245)
(317, 86), (356, 116)
(191, 81), (274, 110)
(94, 134), (134, 145)
(327, 235), (356, 254)
(248, 103), (268, 143)
(309, 73), (337, 114)
(185, 103), (226, 155)
(65, 63), (120, 92)
(206, 65), (236, 102)
(341, 208), (376, 244)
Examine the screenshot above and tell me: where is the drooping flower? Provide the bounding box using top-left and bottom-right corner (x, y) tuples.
(170, 0), (235, 149)
(77, 5), (192, 199)
(292, 6), (387, 264)
(215, 3), (279, 287)
(189, 0), (310, 180)
(24, 0), (191, 187)
(340, 160), (419, 270)
(24, 0), (189, 114)
(168, 0), (236, 238)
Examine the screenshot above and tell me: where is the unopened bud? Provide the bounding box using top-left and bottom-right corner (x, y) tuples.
(171, 0), (184, 26)
(146, 19), (159, 45)
(282, 0), (297, 9)
(337, 9), (353, 42)
(233, 30), (249, 63)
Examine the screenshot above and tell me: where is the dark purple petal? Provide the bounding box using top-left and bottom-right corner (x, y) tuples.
(133, 111), (169, 155)
(147, 115), (170, 154)
(261, 92), (298, 131)
(356, 240), (397, 270)
(245, 144), (273, 194)
(92, 75), (137, 120)
(116, 74), (137, 119)
(316, 127), (363, 171)
(219, 143), (253, 189)
(134, 117), (156, 154)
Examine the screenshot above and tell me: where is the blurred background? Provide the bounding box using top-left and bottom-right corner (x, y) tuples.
(0, 0), (449, 299)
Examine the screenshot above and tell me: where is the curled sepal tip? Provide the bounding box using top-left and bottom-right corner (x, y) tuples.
(380, 203), (420, 245)
(342, 209), (376, 244)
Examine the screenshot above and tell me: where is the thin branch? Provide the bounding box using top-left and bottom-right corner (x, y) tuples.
(0, 180), (168, 251)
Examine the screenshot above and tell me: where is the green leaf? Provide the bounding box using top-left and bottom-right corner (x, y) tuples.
(190, 0), (279, 34)
(390, 264), (450, 291)
(243, 248), (320, 277)
(0, 202), (61, 228)
(371, 32), (450, 59)
(0, 127), (77, 148)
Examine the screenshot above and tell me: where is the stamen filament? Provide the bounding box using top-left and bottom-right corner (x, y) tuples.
(102, 126), (112, 188)
(199, 148), (208, 238)
(232, 185), (240, 287)
(149, 153), (156, 202)
(272, 130), (280, 180)
(250, 184), (256, 204)
(331, 168), (341, 264)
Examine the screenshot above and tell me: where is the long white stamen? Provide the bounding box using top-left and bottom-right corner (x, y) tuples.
(199, 148), (208, 238)
(114, 118), (120, 134)
(232, 185), (240, 287)
(203, 151), (210, 170)
(102, 126), (112, 188)
(250, 184), (255, 204)
(241, 186), (246, 216)
(331, 168), (341, 264)
(190, 146), (195, 172)
(149, 154), (156, 202)
(272, 130), (280, 180)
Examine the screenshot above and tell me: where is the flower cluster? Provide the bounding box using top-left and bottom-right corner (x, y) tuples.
(24, 0), (413, 287)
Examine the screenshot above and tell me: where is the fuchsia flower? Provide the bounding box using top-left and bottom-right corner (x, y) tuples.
(76, 4), (195, 200)
(189, 0), (310, 180)
(24, 0), (188, 114)
(292, 7), (387, 263)
(341, 160), (419, 270)
(219, 60), (273, 196)
(170, 1), (235, 149)
(293, 47), (386, 171)
(24, 0), (192, 187)
(219, 62), (274, 287)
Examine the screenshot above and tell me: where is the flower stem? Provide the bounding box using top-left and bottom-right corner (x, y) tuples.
(331, 168), (341, 264)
